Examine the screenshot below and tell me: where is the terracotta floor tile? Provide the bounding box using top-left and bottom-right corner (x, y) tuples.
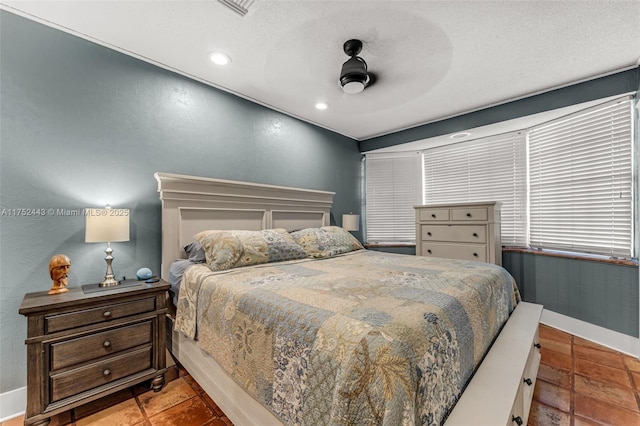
(574, 373), (639, 412)
(574, 358), (633, 390)
(139, 377), (198, 417)
(623, 355), (640, 373)
(184, 374), (205, 394)
(539, 336), (572, 357)
(574, 393), (640, 425)
(74, 388), (135, 419)
(573, 344), (624, 369)
(148, 396), (213, 426)
(573, 417), (603, 426)
(573, 336), (622, 355)
(537, 363), (572, 389)
(540, 346), (572, 371)
(201, 391), (227, 418)
(204, 419), (229, 426)
(0, 416), (24, 426)
(75, 399), (145, 426)
(631, 371), (640, 390)
(527, 400), (571, 426)
(533, 380), (571, 412)
(539, 325), (572, 345)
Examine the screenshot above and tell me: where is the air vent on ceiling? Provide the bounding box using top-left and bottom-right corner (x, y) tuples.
(217, 0), (257, 16)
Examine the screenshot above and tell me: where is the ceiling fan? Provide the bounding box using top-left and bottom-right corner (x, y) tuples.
(339, 39), (375, 94)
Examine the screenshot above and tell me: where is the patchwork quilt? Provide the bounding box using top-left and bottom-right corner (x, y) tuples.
(175, 250), (520, 425)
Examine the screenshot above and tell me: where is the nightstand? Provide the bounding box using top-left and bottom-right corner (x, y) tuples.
(19, 279), (170, 426)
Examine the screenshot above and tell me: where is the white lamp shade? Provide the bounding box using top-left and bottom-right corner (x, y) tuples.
(342, 214), (360, 231)
(85, 208), (130, 242)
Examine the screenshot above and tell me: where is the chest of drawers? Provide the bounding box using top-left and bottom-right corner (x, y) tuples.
(415, 202), (501, 265)
(19, 280), (170, 426)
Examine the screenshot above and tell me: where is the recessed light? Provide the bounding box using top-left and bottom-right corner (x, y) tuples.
(209, 52), (231, 65)
(315, 102), (328, 110)
(450, 132), (471, 139)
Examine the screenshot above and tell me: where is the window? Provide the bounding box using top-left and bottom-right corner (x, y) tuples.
(423, 131), (528, 247)
(529, 98), (634, 258)
(364, 152), (422, 243)
(364, 95), (635, 259)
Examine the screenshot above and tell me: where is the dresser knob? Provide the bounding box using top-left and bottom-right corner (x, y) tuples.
(512, 415), (523, 425)
(427, 232), (432, 236)
(431, 214), (436, 218)
(103, 340), (111, 348)
(427, 249), (432, 254)
(523, 378), (533, 386)
(103, 311), (111, 318)
(466, 213), (472, 217)
(103, 369), (111, 376)
(472, 233), (478, 237)
(473, 253), (478, 257)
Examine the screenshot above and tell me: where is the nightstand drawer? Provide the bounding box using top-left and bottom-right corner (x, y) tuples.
(51, 321), (152, 370)
(46, 297), (156, 333)
(50, 345), (152, 402)
(420, 225), (487, 243)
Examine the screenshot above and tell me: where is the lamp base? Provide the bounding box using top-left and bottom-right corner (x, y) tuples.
(99, 275), (120, 287)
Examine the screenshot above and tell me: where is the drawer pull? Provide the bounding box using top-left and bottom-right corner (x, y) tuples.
(512, 415), (523, 425)
(472, 233), (478, 237)
(466, 213), (472, 217)
(427, 232), (432, 236)
(427, 249), (432, 254)
(473, 253), (478, 257)
(103, 311), (112, 318)
(103, 340), (111, 348)
(103, 369), (111, 376)
(534, 342), (541, 349)
(431, 214), (436, 218)
(523, 378), (533, 386)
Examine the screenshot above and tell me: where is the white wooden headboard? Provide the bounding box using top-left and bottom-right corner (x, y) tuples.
(155, 172), (335, 280)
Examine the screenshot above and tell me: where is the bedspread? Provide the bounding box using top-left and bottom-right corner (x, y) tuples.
(175, 250), (520, 425)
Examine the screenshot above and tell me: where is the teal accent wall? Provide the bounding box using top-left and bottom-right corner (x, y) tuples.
(0, 11), (360, 393)
(503, 252), (639, 338)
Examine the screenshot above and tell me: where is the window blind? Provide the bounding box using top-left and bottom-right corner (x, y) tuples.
(528, 97), (634, 258)
(364, 152), (422, 243)
(423, 131), (528, 247)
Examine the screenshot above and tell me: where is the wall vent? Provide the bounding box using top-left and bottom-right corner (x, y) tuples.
(217, 0), (257, 16)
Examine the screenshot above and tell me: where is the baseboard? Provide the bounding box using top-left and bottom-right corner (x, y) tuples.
(541, 308), (640, 358)
(0, 386), (25, 422)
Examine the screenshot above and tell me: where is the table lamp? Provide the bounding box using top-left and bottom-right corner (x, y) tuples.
(85, 205), (130, 287)
(342, 214), (360, 232)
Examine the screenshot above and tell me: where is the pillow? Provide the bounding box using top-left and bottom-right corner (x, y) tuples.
(183, 241), (206, 263)
(290, 226), (364, 258)
(193, 228), (308, 272)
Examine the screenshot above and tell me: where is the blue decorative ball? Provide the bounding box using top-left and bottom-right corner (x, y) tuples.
(136, 267), (152, 280)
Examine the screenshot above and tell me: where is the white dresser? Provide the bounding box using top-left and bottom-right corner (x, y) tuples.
(415, 201), (501, 265)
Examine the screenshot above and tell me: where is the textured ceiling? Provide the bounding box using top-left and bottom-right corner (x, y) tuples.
(2, 0), (640, 141)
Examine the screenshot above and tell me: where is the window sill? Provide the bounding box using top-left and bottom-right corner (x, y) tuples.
(502, 247), (638, 267)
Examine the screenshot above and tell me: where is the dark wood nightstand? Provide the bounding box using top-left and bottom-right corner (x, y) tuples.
(19, 279), (170, 426)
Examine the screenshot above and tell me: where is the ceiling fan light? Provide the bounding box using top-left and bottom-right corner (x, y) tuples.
(342, 80), (366, 94)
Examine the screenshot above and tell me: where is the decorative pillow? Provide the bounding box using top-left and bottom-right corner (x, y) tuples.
(290, 226), (364, 258)
(193, 228), (308, 272)
(183, 241), (206, 263)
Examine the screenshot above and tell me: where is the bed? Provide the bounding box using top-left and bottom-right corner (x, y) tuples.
(155, 172), (543, 426)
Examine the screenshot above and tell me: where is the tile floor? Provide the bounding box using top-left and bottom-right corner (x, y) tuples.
(3, 324), (640, 426)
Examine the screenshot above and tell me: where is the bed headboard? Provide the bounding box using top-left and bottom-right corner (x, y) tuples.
(155, 172), (335, 280)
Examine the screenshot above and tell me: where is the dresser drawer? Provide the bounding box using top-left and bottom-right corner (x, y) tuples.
(421, 225), (487, 243)
(421, 242), (487, 262)
(46, 297), (156, 333)
(417, 208), (450, 222)
(50, 346), (152, 402)
(451, 207), (488, 221)
(51, 321), (152, 370)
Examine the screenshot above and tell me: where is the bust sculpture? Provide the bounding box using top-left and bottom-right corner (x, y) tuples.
(48, 254), (71, 295)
